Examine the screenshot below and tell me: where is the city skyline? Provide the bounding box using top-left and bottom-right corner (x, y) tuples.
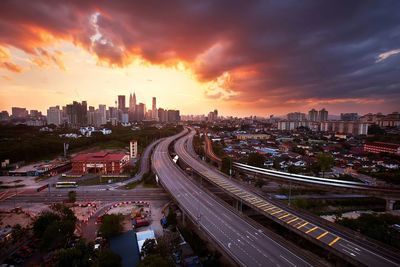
(1, 1), (400, 116)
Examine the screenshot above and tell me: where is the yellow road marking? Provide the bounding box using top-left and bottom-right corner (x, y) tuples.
(271, 210), (282, 215)
(297, 222), (308, 229)
(258, 203), (270, 208)
(265, 207), (276, 212)
(316, 231), (329, 240)
(306, 226), (318, 234)
(328, 237), (341, 246)
(287, 218), (298, 224)
(279, 214), (290, 219)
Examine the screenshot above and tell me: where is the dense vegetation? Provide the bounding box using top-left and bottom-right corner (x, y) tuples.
(0, 124), (182, 163)
(33, 204), (77, 249)
(337, 213), (400, 249)
(99, 214), (124, 238)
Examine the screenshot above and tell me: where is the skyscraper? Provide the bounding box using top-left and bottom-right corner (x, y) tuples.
(152, 97), (158, 120)
(98, 104), (107, 125)
(46, 106), (61, 126)
(318, 108), (328, 122)
(118, 95), (126, 111)
(308, 109), (318, 121)
(11, 107), (28, 118)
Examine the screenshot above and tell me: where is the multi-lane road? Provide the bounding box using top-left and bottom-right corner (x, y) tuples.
(153, 129), (313, 267)
(176, 128), (400, 267)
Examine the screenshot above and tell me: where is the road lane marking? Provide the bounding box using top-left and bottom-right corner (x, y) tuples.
(287, 218), (298, 224)
(306, 226), (318, 234)
(265, 207), (276, 211)
(271, 210), (282, 215)
(279, 214), (290, 219)
(297, 222), (308, 229)
(316, 231), (329, 240)
(328, 237), (340, 246)
(280, 255), (296, 267)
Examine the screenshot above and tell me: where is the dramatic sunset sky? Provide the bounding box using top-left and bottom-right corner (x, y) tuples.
(0, 1), (399, 116)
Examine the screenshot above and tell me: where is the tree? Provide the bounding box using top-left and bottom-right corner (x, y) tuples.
(98, 249), (122, 267)
(221, 157), (232, 175)
(11, 224), (25, 241)
(247, 153), (265, 168)
(316, 153), (334, 177)
(137, 254), (174, 267)
(99, 214), (124, 238)
(166, 208), (177, 227)
(56, 240), (93, 267)
(141, 239), (158, 257)
(68, 190), (77, 203)
(33, 204), (77, 249)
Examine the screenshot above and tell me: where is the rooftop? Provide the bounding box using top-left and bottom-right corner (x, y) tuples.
(72, 152), (127, 162)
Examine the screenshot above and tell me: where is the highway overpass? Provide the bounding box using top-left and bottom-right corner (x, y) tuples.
(203, 131), (400, 198)
(177, 128), (400, 267)
(152, 129), (313, 267)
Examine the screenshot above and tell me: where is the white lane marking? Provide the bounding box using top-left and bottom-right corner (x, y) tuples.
(228, 242), (231, 249)
(280, 255), (297, 267)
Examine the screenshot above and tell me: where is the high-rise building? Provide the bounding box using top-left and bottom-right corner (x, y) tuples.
(130, 140), (138, 159)
(136, 103), (145, 121)
(129, 93), (136, 112)
(318, 108), (328, 122)
(30, 110), (41, 117)
(11, 107), (28, 118)
(118, 95), (126, 111)
(308, 109), (318, 121)
(46, 106), (61, 126)
(0, 111), (9, 121)
(152, 97), (158, 120)
(320, 121), (368, 135)
(287, 112), (306, 121)
(88, 106), (96, 125)
(158, 108), (167, 122)
(66, 101), (87, 127)
(98, 104), (107, 125)
(340, 113), (358, 121)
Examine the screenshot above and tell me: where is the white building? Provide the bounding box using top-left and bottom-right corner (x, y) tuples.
(47, 106), (61, 126)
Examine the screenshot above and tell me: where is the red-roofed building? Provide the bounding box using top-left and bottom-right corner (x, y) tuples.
(71, 152), (130, 175)
(364, 142), (400, 155)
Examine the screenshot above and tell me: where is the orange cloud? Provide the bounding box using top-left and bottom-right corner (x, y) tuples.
(1, 62), (23, 73)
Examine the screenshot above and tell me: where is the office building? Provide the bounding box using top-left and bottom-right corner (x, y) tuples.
(98, 104), (107, 125)
(318, 108), (328, 121)
(118, 95), (126, 111)
(66, 101), (87, 127)
(308, 109), (318, 121)
(136, 103), (146, 121)
(0, 111), (9, 121)
(71, 152), (129, 175)
(46, 106), (61, 126)
(152, 97), (158, 120)
(11, 107), (28, 118)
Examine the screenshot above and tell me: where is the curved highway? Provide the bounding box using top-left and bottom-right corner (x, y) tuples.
(204, 132), (400, 196)
(176, 128), (400, 267)
(152, 129), (312, 267)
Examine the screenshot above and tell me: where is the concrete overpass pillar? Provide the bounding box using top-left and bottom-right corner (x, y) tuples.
(386, 199), (396, 211)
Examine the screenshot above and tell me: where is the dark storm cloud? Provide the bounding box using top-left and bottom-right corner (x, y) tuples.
(0, 0), (399, 112)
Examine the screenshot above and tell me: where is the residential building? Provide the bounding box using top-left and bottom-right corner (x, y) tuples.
(364, 142), (400, 155)
(318, 108), (328, 121)
(308, 109), (318, 121)
(46, 106), (61, 126)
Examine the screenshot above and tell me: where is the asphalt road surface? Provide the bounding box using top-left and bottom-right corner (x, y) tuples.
(175, 128), (400, 267)
(152, 129), (312, 267)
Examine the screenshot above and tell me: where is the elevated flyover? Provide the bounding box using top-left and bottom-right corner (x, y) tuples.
(152, 129), (312, 267)
(204, 131), (400, 198)
(177, 128), (400, 267)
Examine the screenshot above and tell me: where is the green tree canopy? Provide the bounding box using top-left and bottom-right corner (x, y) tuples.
(99, 214), (124, 238)
(247, 153), (265, 168)
(316, 153), (334, 177)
